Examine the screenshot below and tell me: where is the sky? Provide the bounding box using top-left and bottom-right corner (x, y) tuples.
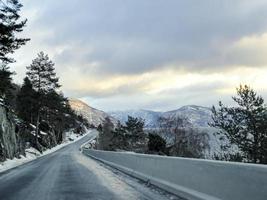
(10, 0), (267, 111)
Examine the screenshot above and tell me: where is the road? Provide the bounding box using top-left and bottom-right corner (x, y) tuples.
(0, 130), (180, 200)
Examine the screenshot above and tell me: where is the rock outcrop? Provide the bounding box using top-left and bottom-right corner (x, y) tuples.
(0, 105), (25, 161)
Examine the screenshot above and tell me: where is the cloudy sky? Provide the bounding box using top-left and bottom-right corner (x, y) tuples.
(11, 0), (267, 111)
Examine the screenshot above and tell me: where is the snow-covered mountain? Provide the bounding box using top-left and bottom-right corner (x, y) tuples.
(109, 105), (212, 128)
(109, 106), (230, 158)
(109, 109), (161, 128)
(71, 103), (232, 158)
(69, 99), (117, 127)
(163, 105), (212, 127)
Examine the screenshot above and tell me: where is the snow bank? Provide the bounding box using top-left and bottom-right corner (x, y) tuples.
(0, 130), (90, 173)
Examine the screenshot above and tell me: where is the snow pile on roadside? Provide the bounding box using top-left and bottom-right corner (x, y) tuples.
(81, 138), (97, 149)
(0, 148), (39, 173)
(0, 130), (90, 173)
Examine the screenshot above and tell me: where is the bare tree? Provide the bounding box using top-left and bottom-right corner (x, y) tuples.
(158, 116), (209, 158)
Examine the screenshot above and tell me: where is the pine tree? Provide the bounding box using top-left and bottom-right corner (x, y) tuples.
(97, 124), (103, 132)
(148, 133), (166, 154)
(26, 52), (60, 148)
(112, 121), (127, 150)
(0, 0), (30, 64)
(0, 0), (29, 105)
(26, 52), (60, 93)
(211, 85), (267, 163)
(16, 77), (37, 123)
(125, 116), (145, 140)
(0, 63), (13, 100)
(42, 91), (68, 143)
(97, 117), (114, 151)
(125, 116), (146, 151)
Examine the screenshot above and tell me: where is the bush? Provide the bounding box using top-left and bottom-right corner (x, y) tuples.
(148, 133), (166, 154)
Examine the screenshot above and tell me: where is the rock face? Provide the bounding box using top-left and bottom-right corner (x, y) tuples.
(0, 105), (55, 161)
(0, 101), (89, 161)
(69, 99), (117, 127)
(0, 105), (24, 161)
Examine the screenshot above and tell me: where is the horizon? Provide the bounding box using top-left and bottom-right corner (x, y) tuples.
(74, 97), (211, 113)
(11, 0), (267, 111)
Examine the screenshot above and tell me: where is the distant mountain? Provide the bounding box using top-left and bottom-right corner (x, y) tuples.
(163, 105), (212, 127)
(109, 105), (212, 128)
(69, 99), (117, 127)
(109, 109), (161, 128)
(109, 106), (225, 158)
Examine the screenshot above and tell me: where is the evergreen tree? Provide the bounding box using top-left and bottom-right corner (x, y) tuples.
(97, 124), (103, 132)
(0, 63), (13, 100)
(148, 133), (166, 154)
(211, 85), (267, 164)
(112, 121), (127, 150)
(0, 0), (30, 64)
(16, 77), (37, 123)
(125, 116), (145, 140)
(26, 52), (60, 93)
(26, 52), (60, 148)
(125, 116), (146, 151)
(42, 91), (68, 143)
(0, 0), (29, 104)
(97, 117), (114, 151)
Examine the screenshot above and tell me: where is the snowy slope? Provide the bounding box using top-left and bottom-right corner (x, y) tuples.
(69, 99), (117, 127)
(163, 105), (212, 127)
(109, 105), (212, 128)
(109, 109), (161, 128)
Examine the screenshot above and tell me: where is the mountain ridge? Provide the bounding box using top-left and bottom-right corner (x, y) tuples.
(109, 105), (212, 128)
(69, 98), (117, 127)
(69, 99), (212, 129)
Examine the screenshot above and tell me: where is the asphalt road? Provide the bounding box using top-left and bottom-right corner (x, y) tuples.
(0, 130), (179, 200)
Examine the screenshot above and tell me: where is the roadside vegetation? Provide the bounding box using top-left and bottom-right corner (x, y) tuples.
(97, 115), (210, 158)
(97, 85), (267, 164)
(0, 0), (88, 161)
(211, 85), (267, 164)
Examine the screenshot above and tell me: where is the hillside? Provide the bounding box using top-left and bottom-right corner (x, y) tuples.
(163, 105), (212, 127)
(69, 99), (117, 127)
(109, 105), (212, 128)
(109, 109), (161, 128)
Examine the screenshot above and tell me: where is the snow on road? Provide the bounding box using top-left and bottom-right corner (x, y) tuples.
(75, 152), (181, 200)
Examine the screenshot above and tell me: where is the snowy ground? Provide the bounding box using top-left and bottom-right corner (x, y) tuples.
(0, 130), (91, 173)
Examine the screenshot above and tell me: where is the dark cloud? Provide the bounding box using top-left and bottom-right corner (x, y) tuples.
(21, 0), (267, 76)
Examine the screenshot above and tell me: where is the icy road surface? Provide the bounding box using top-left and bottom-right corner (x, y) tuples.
(0, 130), (181, 200)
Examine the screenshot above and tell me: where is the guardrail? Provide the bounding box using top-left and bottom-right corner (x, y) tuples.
(82, 148), (267, 200)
